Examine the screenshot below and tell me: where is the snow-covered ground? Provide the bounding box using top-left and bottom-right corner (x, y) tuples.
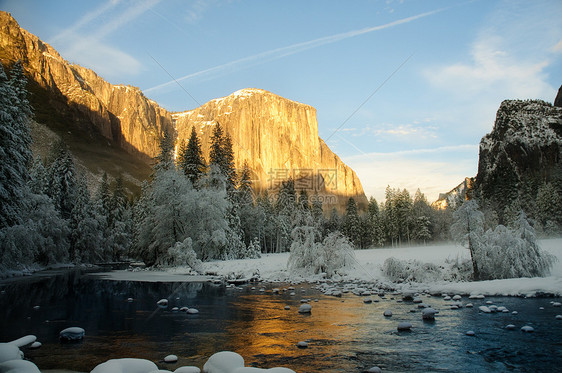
(97, 239), (562, 297)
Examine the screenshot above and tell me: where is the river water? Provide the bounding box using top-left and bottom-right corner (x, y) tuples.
(0, 270), (561, 372)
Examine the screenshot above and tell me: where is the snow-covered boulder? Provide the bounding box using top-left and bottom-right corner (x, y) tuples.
(465, 331), (475, 336)
(174, 367), (201, 373)
(383, 310), (392, 317)
(553, 302), (561, 307)
(164, 355), (178, 363)
(91, 358), (158, 373)
(298, 304), (311, 314)
(186, 308), (199, 314)
(0, 344), (22, 363)
(556, 315), (562, 320)
(203, 351), (244, 373)
(505, 324), (516, 330)
(157, 299), (168, 308)
(422, 308), (438, 320)
(29, 342), (41, 349)
(452, 295), (462, 301)
(521, 326), (534, 333)
(232, 368), (295, 373)
(7, 335), (36, 348)
(397, 322), (412, 331)
(478, 306), (491, 313)
(59, 327), (85, 341)
(364, 367), (382, 373)
(0, 359), (40, 373)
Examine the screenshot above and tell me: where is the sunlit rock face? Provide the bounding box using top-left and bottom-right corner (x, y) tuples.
(0, 12), (366, 207)
(173, 88), (367, 207)
(0, 11), (172, 159)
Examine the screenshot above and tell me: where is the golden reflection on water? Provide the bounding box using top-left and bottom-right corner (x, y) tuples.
(221, 287), (394, 371)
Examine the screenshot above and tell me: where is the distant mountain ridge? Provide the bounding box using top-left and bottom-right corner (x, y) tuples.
(0, 12), (366, 206)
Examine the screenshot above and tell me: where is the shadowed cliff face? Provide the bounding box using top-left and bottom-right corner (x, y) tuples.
(0, 11), (173, 160)
(474, 99), (562, 219)
(0, 12), (366, 206)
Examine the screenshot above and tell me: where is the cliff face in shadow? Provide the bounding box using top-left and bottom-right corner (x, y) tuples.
(0, 11), (172, 160)
(473, 99), (562, 220)
(0, 12), (366, 206)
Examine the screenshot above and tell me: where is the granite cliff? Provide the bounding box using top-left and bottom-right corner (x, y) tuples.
(0, 12), (366, 206)
(173, 89), (366, 206)
(473, 99), (562, 220)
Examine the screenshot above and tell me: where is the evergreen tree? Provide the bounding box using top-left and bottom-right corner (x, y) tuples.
(325, 207), (341, 233)
(222, 132), (237, 192)
(0, 61), (32, 229)
(70, 175), (103, 262)
(179, 127), (206, 185)
(209, 122), (225, 170)
(237, 161), (257, 247)
(155, 128), (175, 171)
(47, 140), (77, 220)
(343, 197), (361, 248)
(29, 156), (48, 195)
(536, 182), (561, 235)
(110, 175), (131, 260)
(257, 191), (276, 253)
(94, 172), (113, 259)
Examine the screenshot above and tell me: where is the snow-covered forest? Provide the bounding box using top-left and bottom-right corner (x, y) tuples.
(0, 60), (559, 282)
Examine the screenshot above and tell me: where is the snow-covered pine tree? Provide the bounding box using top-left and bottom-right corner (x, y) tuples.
(257, 191), (276, 253)
(535, 182), (561, 235)
(29, 156), (48, 195)
(70, 175), (102, 263)
(343, 197), (361, 248)
(110, 175), (131, 261)
(92, 172), (116, 260)
(155, 128), (175, 172)
(0, 61), (32, 229)
(47, 140), (77, 220)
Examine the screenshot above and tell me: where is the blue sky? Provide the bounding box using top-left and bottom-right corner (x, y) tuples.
(2, 0), (561, 202)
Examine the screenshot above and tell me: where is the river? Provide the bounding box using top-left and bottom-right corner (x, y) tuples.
(0, 270), (561, 372)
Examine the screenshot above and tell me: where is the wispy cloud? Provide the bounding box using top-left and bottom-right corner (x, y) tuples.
(144, 6), (447, 94)
(425, 1), (562, 103)
(49, 0), (123, 45)
(346, 144), (478, 159)
(49, 0), (162, 79)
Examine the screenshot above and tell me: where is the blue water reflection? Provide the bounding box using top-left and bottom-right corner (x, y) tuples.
(0, 271), (560, 372)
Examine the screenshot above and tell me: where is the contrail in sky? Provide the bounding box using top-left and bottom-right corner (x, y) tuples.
(144, 7), (446, 94)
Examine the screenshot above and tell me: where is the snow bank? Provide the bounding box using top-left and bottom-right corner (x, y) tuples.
(88, 239), (562, 296)
(90, 358), (158, 373)
(200, 239), (562, 297)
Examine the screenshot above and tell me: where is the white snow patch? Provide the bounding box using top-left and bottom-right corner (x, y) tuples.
(8, 335), (36, 348)
(91, 358), (158, 373)
(0, 359), (40, 373)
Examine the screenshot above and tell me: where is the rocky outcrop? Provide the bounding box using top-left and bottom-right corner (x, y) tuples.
(0, 12), (366, 205)
(555, 85), (562, 108)
(173, 89), (367, 207)
(0, 11), (172, 159)
(432, 177), (473, 210)
(473, 99), (562, 219)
